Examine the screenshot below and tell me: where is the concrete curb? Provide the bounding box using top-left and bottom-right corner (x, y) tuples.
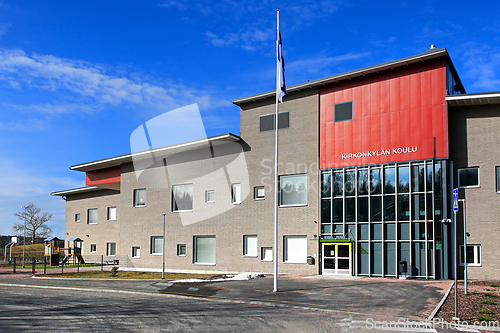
(428, 281), (454, 320)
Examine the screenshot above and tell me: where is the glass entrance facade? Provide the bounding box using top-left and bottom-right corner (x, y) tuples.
(320, 160), (449, 278)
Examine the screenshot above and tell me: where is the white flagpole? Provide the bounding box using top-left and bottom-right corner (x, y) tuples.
(273, 8), (280, 293)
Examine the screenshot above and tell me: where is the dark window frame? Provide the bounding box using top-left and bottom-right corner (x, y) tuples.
(259, 111), (290, 133)
(458, 167), (480, 188)
(334, 101), (353, 122)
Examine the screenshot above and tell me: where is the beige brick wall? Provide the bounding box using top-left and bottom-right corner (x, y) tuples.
(450, 104), (500, 280)
(64, 88), (321, 275)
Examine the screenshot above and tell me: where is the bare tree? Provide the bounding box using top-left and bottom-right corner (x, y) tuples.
(13, 204), (53, 244)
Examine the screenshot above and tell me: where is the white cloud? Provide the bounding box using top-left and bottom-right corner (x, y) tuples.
(461, 45), (500, 92)
(286, 52), (371, 76)
(0, 48), (228, 114)
(0, 23), (11, 37)
(0, 159), (83, 198)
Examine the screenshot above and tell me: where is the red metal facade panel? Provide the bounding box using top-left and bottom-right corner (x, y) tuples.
(320, 58), (447, 169)
(86, 166), (121, 186)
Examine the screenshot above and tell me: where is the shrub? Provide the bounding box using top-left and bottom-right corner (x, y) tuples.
(490, 284), (500, 288)
(482, 300), (495, 305)
(111, 266), (119, 277)
(477, 315), (495, 322)
(479, 310), (494, 314)
(483, 293), (497, 298)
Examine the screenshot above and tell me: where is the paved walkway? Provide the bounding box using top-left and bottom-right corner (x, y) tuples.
(0, 272), (451, 322)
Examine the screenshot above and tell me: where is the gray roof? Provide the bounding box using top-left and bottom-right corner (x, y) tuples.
(233, 47), (462, 106)
(446, 91), (500, 106)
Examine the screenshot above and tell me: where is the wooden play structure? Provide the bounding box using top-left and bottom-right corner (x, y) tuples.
(44, 236), (85, 265)
(44, 237), (64, 266)
(61, 237), (85, 265)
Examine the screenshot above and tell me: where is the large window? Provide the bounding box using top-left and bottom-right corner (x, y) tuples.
(284, 236), (307, 263)
(107, 207), (117, 221)
(106, 242), (116, 256)
(243, 235), (258, 257)
(134, 189), (146, 207)
(87, 208), (98, 224)
(460, 245), (481, 266)
(280, 174), (307, 206)
(259, 111), (290, 132)
(458, 167), (479, 188)
(232, 183), (241, 204)
(150, 236), (164, 255)
(194, 236), (216, 264)
(172, 184), (193, 212)
(334, 101), (353, 122)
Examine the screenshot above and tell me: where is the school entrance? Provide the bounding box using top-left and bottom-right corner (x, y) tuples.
(322, 241), (352, 275)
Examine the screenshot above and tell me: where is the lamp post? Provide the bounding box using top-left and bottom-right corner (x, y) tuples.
(161, 213), (166, 280)
(459, 199), (467, 295)
(22, 206), (28, 268)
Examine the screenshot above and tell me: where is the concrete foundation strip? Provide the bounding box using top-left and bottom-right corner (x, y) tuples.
(428, 281), (454, 321)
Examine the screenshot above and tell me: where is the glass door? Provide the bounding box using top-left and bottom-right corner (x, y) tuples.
(322, 243), (352, 275)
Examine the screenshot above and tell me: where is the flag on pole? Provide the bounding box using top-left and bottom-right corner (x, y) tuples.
(277, 24), (286, 103)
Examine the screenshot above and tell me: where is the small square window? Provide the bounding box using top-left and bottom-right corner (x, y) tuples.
(460, 244), (481, 266)
(132, 246), (140, 258)
(75, 213), (81, 222)
(106, 242), (116, 256)
(205, 190), (215, 203)
(243, 235), (258, 257)
(107, 207), (117, 221)
(134, 189), (147, 207)
(90, 244), (96, 253)
(177, 244), (186, 256)
(254, 186), (265, 200)
(458, 167), (479, 188)
(261, 247), (273, 261)
(334, 101), (353, 122)
(232, 183), (241, 204)
(87, 208), (98, 224)
(151, 236), (163, 255)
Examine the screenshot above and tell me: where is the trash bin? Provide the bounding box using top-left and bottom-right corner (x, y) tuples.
(307, 256), (315, 265)
(399, 259), (407, 274)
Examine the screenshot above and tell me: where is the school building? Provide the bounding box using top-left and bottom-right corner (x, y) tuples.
(52, 46), (500, 279)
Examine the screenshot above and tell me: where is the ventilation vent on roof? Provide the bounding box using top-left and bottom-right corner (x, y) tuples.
(429, 44), (437, 50)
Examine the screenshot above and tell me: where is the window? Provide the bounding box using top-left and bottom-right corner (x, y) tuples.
(132, 246), (140, 258)
(460, 245), (481, 266)
(150, 236), (163, 255)
(232, 183), (241, 204)
(75, 213), (81, 222)
(254, 186), (265, 200)
(261, 247), (273, 261)
(243, 235), (258, 257)
(87, 208), (98, 224)
(334, 101), (353, 122)
(134, 189), (146, 207)
(205, 190), (215, 203)
(172, 184), (193, 211)
(259, 111), (290, 132)
(496, 167), (500, 192)
(90, 244), (96, 253)
(284, 236), (307, 263)
(107, 207), (117, 221)
(458, 167), (479, 188)
(280, 174), (307, 206)
(177, 244), (186, 256)
(194, 236), (216, 264)
(106, 242), (116, 256)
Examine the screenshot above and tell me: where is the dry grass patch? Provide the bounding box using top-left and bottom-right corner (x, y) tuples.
(43, 270), (216, 280)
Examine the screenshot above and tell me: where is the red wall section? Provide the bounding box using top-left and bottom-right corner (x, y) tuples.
(86, 166), (121, 186)
(320, 59), (447, 169)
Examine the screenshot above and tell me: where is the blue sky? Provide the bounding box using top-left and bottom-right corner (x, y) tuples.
(0, 0), (499, 237)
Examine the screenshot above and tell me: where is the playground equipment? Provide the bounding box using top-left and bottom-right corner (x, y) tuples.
(44, 237), (64, 266)
(61, 237), (85, 265)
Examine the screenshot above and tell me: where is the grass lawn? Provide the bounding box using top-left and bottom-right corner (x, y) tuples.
(43, 271), (217, 279)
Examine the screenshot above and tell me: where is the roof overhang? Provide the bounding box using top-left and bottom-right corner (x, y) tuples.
(70, 133), (241, 172)
(51, 186), (101, 196)
(446, 92), (500, 106)
(233, 48), (451, 106)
